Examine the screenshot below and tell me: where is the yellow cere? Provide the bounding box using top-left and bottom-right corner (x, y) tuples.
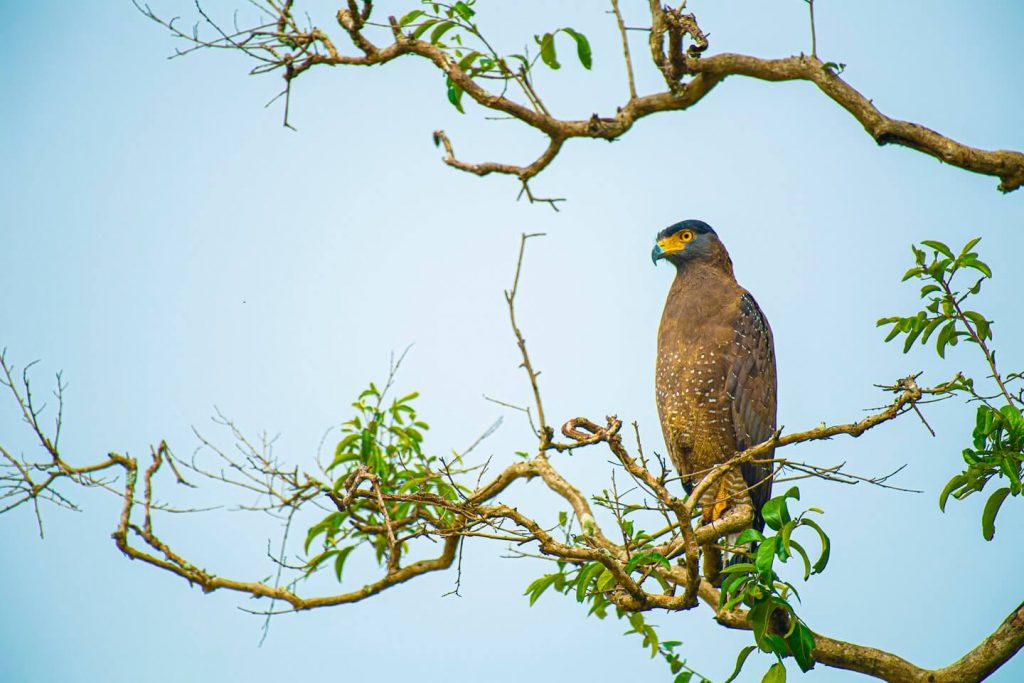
(657, 229), (695, 254)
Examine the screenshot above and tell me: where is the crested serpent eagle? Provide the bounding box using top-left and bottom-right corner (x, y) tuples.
(652, 219), (777, 580)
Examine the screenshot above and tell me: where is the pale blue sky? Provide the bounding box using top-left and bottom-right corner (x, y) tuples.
(1, 2), (1022, 681)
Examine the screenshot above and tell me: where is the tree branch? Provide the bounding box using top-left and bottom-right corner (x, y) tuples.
(686, 53), (1024, 193)
(138, 2), (1024, 197)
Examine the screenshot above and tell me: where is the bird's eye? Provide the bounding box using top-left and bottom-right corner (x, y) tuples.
(680, 230), (694, 242)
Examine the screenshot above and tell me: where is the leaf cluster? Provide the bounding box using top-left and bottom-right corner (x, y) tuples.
(303, 383), (463, 580)
(398, 1), (591, 114)
(879, 239), (1023, 540)
(718, 488), (829, 679)
(877, 238), (991, 358)
(941, 404), (1024, 540)
(524, 556), (708, 683)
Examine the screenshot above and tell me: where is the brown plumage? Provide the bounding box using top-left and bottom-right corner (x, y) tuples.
(652, 219), (776, 573)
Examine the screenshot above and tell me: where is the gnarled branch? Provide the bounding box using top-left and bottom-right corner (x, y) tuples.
(138, 2), (1024, 196)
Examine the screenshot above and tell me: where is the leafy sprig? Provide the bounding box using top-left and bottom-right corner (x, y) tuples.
(398, 1), (591, 113)
(304, 383), (465, 579)
(718, 487), (829, 680)
(879, 238), (1023, 540)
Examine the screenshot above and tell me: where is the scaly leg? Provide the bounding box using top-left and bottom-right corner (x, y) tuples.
(695, 470), (754, 584)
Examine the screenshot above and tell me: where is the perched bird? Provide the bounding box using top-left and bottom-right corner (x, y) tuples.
(652, 219), (777, 577)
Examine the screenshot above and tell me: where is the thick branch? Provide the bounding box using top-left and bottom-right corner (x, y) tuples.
(686, 53), (1024, 193)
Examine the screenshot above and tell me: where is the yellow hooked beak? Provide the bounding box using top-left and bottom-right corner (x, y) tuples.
(652, 237), (687, 264)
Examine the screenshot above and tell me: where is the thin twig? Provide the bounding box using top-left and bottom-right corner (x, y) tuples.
(610, 0), (637, 100)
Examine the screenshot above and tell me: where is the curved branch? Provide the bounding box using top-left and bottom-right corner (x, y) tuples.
(687, 53), (1024, 193)
(934, 601), (1024, 682)
(432, 129), (564, 180)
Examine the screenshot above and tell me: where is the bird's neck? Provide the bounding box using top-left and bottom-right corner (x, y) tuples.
(670, 259), (736, 292)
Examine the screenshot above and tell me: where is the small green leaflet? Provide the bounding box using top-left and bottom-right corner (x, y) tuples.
(562, 27), (592, 69)
(723, 645), (757, 683)
(982, 487), (1011, 541)
(763, 662), (787, 683)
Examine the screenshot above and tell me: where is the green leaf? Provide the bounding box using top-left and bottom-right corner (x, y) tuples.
(429, 20), (457, 44)
(963, 311), (992, 341)
(936, 320), (957, 359)
(736, 528), (766, 545)
(921, 240), (954, 259)
(772, 523), (792, 562)
(800, 518), (831, 574)
(748, 601), (776, 648)
(901, 266), (924, 282)
(959, 237), (982, 256)
(561, 27), (592, 69)
(304, 513), (342, 554)
(411, 18), (438, 40)
(625, 551), (671, 573)
(1002, 403), (1024, 427)
(761, 488), (797, 531)
(524, 574), (556, 606)
(788, 539), (813, 580)
(457, 50), (481, 72)
(762, 662), (787, 683)
(902, 318), (925, 353)
(998, 457), (1021, 493)
(575, 562), (604, 602)
(755, 536), (778, 575)
(912, 245), (926, 265)
(982, 487), (1011, 541)
(452, 1), (475, 20)
(538, 32), (560, 69)
(304, 550), (330, 574)
(399, 9), (425, 27)
(786, 621), (816, 672)
(920, 316), (945, 345)
(939, 474), (968, 512)
(596, 567), (617, 592)
(674, 673), (694, 683)
(969, 259), (993, 278)
(724, 645), (757, 683)
(333, 545), (356, 582)
(446, 76), (465, 113)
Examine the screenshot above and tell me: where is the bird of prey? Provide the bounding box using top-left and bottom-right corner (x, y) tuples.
(652, 219), (777, 579)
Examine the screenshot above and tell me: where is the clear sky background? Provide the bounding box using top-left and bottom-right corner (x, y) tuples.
(1, 2), (1022, 682)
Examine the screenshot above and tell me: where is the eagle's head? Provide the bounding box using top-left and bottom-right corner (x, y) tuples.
(651, 219), (730, 271)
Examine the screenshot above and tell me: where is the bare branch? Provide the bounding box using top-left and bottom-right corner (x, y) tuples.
(610, 0), (636, 101)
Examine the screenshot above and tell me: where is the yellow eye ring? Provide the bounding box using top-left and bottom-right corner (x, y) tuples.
(680, 230), (694, 242)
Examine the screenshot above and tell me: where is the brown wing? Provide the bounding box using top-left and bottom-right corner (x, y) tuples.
(725, 292), (777, 532)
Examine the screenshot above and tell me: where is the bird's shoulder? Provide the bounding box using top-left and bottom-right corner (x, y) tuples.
(733, 289), (774, 343)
